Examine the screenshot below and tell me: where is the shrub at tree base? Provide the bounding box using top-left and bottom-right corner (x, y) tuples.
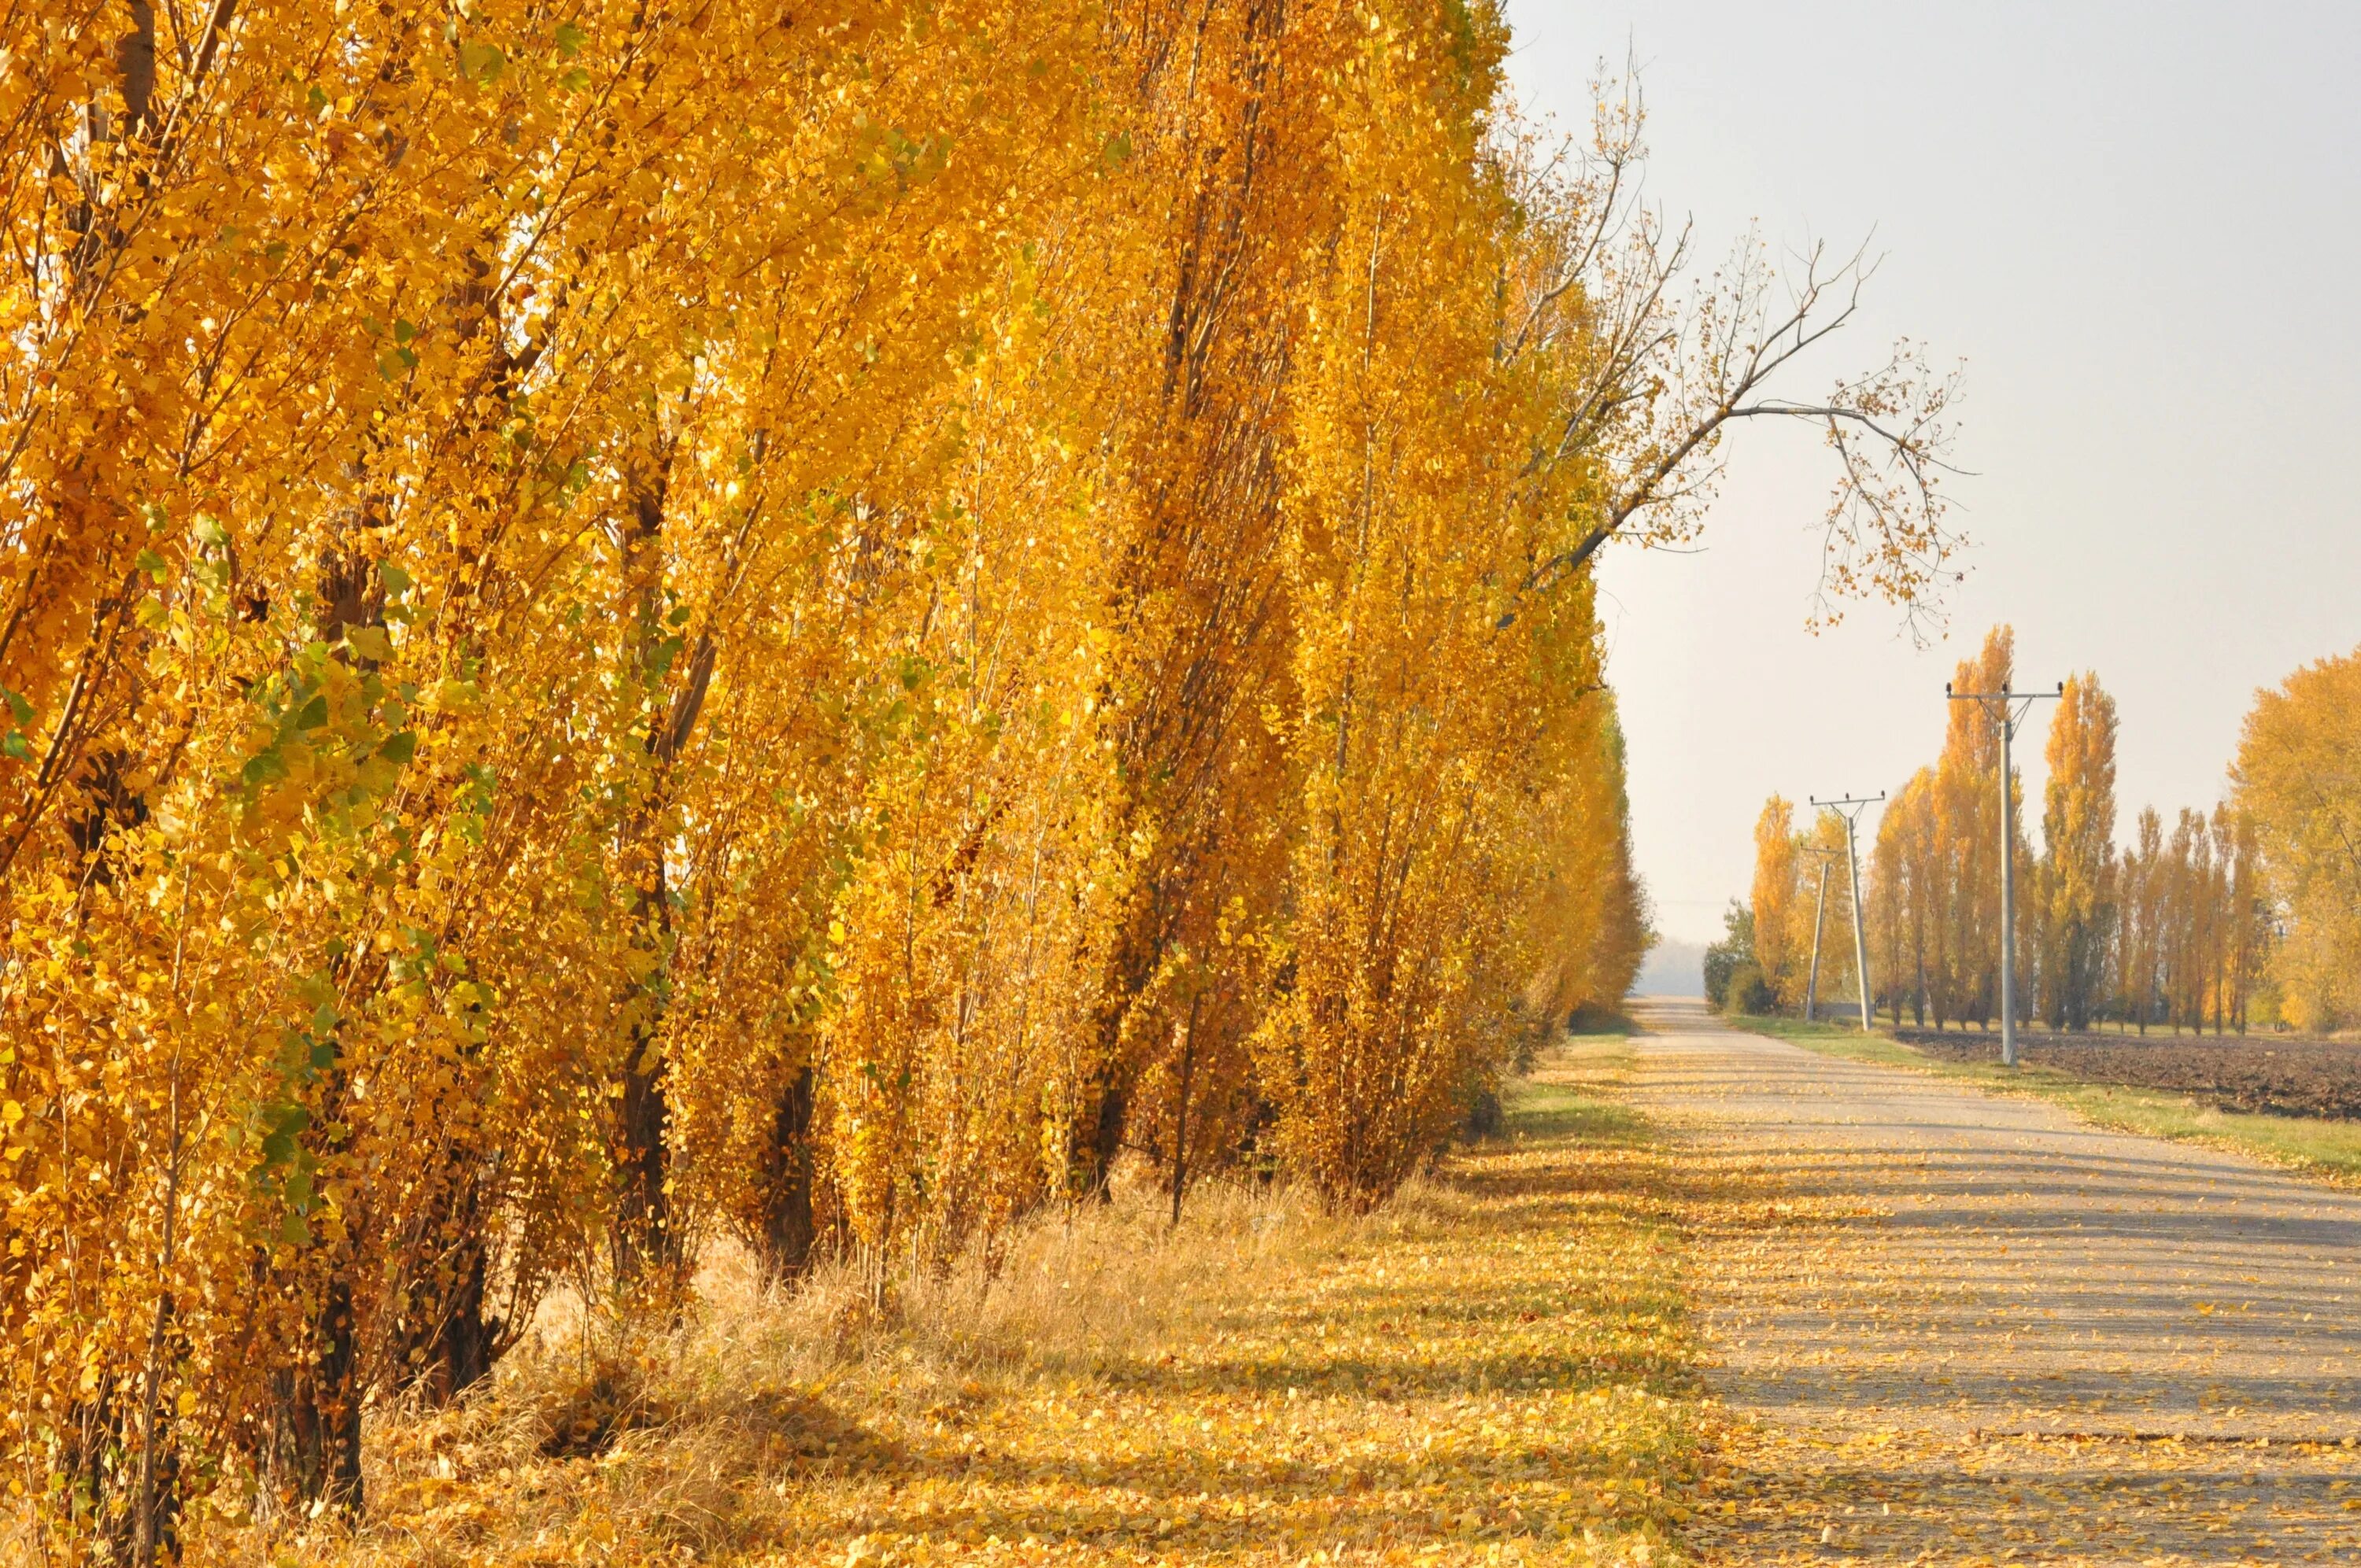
(1723, 964), (1776, 1017)
(1704, 901), (1756, 1013)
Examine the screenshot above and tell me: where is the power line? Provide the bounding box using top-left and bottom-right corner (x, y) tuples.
(1946, 680), (2064, 1067)
(1808, 793), (1886, 1035)
(1800, 845), (1845, 1023)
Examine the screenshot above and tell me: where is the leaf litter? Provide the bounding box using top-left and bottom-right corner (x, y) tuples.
(1646, 999), (2361, 1565)
(254, 1035), (1702, 1566)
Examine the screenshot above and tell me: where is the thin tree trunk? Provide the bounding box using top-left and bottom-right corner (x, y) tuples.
(1169, 991), (1203, 1228)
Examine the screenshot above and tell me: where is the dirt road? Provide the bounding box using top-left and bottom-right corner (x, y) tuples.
(1631, 998), (2361, 1565)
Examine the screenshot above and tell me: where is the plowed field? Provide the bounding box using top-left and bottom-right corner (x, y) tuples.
(1900, 1028), (2361, 1120)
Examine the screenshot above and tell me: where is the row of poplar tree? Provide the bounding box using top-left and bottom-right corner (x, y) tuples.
(2, 0), (1709, 1554)
(1735, 627), (2361, 1038)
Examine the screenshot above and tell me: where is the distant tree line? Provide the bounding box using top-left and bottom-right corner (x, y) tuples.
(1720, 629), (2361, 1036)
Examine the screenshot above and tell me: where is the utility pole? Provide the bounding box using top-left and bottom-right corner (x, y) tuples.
(1809, 794), (1885, 1034)
(1946, 680), (2063, 1067)
(1800, 847), (1842, 1023)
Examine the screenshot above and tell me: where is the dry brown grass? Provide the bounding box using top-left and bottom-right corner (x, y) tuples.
(30, 1044), (1697, 1566)
(176, 1179), (1343, 1566)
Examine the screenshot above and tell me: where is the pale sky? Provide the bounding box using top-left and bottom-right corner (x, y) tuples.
(1505, 1), (2361, 959)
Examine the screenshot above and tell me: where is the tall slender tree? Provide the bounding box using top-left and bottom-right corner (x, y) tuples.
(1869, 769), (1940, 1025)
(1750, 796), (1805, 1006)
(1931, 627), (2016, 1027)
(2038, 673), (2118, 1030)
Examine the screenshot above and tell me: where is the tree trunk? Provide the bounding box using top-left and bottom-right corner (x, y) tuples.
(276, 1275), (364, 1516)
(394, 1173), (501, 1407)
(610, 459), (700, 1283)
(1083, 1080), (1129, 1204)
(1168, 993), (1203, 1228)
(759, 1066), (818, 1278)
(614, 929), (674, 1279)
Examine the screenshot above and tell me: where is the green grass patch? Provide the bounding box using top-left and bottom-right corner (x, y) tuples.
(1502, 1066), (1652, 1148)
(1735, 1016), (2361, 1186)
(2020, 1075), (2361, 1182)
(1727, 1013), (1919, 1065)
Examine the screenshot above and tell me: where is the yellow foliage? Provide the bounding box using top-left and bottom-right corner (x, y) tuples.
(2038, 672), (2118, 1029)
(2235, 645), (2361, 1031)
(1858, 639), (2268, 1036)
(1, 0), (1989, 1549)
(1748, 798), (1802, 1006)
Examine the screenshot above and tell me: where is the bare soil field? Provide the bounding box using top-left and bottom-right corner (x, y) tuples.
(1898, 1026), (2361, 1120)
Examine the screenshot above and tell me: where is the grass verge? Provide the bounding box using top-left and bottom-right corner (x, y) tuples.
(223, 1037), (1701, 1566)
(1735, 1015), (2361, 1186)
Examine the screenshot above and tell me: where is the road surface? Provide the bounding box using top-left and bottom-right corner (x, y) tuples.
(1630, 997), (2361, 1564)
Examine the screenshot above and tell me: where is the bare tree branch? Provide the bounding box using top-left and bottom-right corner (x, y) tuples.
(1487, 73), (1966, 637)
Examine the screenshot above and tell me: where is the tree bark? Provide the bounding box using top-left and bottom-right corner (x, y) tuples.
(759, 1066), (818, 1278)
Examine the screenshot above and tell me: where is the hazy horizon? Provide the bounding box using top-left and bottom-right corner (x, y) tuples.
(1506, 2), (2361, 950)
(1634, 937), (1706, 997)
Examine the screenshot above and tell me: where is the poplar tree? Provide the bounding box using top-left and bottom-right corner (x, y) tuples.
(1746, 798), (1801, 1005)
(0, 2), (1961, 1548)
(1868, 769), (1939, 1025)
(2038, 673), (2118, 1029)
(1930, 627), (2019, 1027)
